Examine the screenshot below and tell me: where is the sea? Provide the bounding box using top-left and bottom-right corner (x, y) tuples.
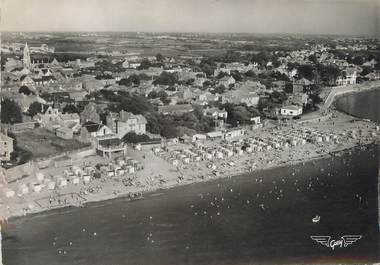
(335, 89), (380, 123)
(2, 90), (380, 265)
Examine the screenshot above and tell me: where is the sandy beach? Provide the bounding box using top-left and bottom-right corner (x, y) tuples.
(1, 81), (379, 220)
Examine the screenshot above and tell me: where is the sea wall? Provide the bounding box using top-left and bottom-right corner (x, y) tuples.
(5, 146), (95, 183)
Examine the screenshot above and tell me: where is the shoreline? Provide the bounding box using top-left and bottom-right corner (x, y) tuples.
(1, 83), (380, 221)
(321, 80), (380, 111)
(4, 139), (378, 222)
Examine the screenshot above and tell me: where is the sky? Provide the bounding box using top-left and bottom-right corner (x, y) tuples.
(1, 0), (379, 36)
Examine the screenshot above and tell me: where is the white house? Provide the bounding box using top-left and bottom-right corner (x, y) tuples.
(106, 110), (147, 138)
(335, 68), (357, 86)
(280, 105), (303, 116)
(203, 107), (228, 119)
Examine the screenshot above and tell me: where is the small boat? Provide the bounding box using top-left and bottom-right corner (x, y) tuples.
(312, 215), (321, 223)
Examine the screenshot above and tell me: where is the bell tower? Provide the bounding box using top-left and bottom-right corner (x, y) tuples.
(23, 42), (32, 69)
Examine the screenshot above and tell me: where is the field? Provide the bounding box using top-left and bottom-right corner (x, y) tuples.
(14, 128), (90, 160)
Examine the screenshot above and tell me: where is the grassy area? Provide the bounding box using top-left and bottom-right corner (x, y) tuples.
(14, 128), (90, 160)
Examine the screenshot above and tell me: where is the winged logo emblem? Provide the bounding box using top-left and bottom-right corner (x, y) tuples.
(310, 235), (362, 250)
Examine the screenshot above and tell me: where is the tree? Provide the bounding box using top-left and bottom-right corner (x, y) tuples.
(153, 71), (178, 86)
(157, 90), (170, 104)
(297, 64), (315, 81)
(245, 70), (256, 78)
(138, 59), (152, 70)
(352, 56), (364, 66)
(308, 54), (318, 64)
(211, 85), (226, 95)
(28, 101), (44, 117)
(199, 58), (217, 77)
(284, 83), (293, 94)
(228, 105), (251, 127)
(217, 71), (229, 79)
(1, 99), (22, 124)
(119, 75), (140, 86)
(156, 53), (164, 62)
(63, 104), (80, 114)
(318, 64), (341, 86)
(230, 70), (244, 82)
(19, 86), (33, 96)
(202, 80), (212, 88)
(122, 132), (150, 143)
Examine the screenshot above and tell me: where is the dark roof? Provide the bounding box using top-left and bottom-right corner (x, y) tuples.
(98, 138), (122, 147)
(82, 121), (103, 133)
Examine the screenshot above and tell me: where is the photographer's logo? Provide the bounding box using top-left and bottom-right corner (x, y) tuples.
(310, 235), (362, 250)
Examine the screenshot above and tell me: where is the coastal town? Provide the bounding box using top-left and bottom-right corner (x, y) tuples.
(0, 32), (379, 219)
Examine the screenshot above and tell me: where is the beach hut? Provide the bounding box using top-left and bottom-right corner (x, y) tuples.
(33, 183), (44, 193)
(126, 166), (135, 174)
(18, 184), (29, 195)
(63, 169), (71, 177)
(57, 178), (68, 188)
(182, 157), (190, 164)
(116, 169), (125, 176)
(72, 176), (80, 185)
(5, 189), (15, 198)
(36, 172), (45, 182)
(205, 153), (213, 160)
(215, 151), (224, 159)
(47, 181), (56, 190)
(83, 175), (91, 184)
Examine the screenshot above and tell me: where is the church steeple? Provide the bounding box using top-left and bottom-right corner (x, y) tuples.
(23, 42), (31, 69)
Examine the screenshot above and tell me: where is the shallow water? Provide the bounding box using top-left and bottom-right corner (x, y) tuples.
(3, 145), (379, 265)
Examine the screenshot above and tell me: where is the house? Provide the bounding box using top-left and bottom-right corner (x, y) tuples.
(250, 116), (261, 124)
(158, 104), (194, 115)
(287, 93), (309, 106)
(271, 81), (286, 91)
(68, 91), (88, 102)
(56, 127), (73, 140)
(80, 102), (102, 123)
(33, 105), (60, 127)
(280, 105), (303, 116)
(203, 107), (228, 119)
(106, 110), (147, 138)
(218, 76), (236, 88)
(241, 94), (260, 107)
(0, 131), (14, 161)
(33, 105), (80, 133)
(81, 75), (104, 92)
(335, 68), (357, 86)
(223, 91), (260, 107)
(20, 75), (36, 87)
(224, 129), (245, 141)
(362, 59), (377, 69)
(292, 78), (312, 93)
(365, 71), (380, 80)
(59, 113), (80, 128)
(33, 76), (57, 86)
(80, 121), (114, 143)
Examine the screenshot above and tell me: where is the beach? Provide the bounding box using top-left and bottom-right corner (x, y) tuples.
(2, 143), (379, 265)
(0, 107), (378, 220)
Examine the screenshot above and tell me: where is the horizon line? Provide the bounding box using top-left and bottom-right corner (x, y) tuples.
(1, 30), (378, 39)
